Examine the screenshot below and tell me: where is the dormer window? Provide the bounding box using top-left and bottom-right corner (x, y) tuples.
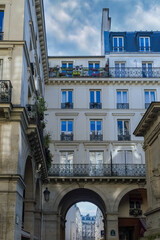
(139, 37), (150, 51)
(113, 37), (124, 52)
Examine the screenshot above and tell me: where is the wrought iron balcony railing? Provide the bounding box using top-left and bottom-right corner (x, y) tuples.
(0, 80), (12, 103)
(61, 102), (73, 109)
(90, 132), (103, 141)
(48, 164), (146, 177)
(61, 133), (73, 141)
(117, 103), (129, 109)
(118, 134), (131, 141)
(49, 67), (160, 78)
(90, 102), (102, 109)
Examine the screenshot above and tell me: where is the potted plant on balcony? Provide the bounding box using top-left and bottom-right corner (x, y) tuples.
(44, 132), (53, 170)
(37, 96), (47, 120)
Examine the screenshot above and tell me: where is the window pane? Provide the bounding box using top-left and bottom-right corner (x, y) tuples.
(68, 121), (73, 132)
(90, 121), (95, 131)
(90, 91), (94, 103)
(96, 91), (100, 103)
(68, 152), (73, 164)
(68, 91), (72, 103)
(124, 121), (129, 133)
(0, 11), (4, 32)
(60, 152), (66, 164)
(117, 91), (121, 103)
(96, 152), (103, 163)
(145, 38), (149, 51)
(114, 38), (117, 47)
(62, 63), (67, 68)
(97, 121), (101, 131)
(62, 91), (66, 103)
(118, 121), (123, 135)
(123, 91), (127, 103)
(95, 63), (99, 69)
(145, 91), (149, 103)
(90, 152), (95, 164)
(140, 38), (144, 51)
(68, 63), (73, 68)
(119, 38), (123, 51)
(150, 91), (155, 102)
(61, 121), (66, 131)
(89, 63), (93, 69)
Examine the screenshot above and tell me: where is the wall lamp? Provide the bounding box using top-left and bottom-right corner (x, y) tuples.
(43, 187), (50, 202)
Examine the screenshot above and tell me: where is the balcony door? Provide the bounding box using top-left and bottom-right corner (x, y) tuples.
(89, 152), (103, 176)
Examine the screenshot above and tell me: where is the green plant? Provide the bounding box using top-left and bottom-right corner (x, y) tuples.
(37, 96), (47, 115)
(44, 132), (51, 148)
(45, 147), (53, 170)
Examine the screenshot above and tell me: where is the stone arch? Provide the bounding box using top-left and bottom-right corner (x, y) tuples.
(58, 188), (107, 240)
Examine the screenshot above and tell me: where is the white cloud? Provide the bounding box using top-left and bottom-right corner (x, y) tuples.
(77, 202), (98, 216)
(61, 0), (79, 10)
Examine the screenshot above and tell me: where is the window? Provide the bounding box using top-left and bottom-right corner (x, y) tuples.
(113, 37), (124, 52)
(61, 90), (73, 109)
(90, 90), (101, 109)
(88, 62), (100, 77)
(61, 120), (73, 141)
(60, 152), (73, 175)
(115, 62), (125, 77)
(117, 120), (130, 141)
(117, 90), (129, 109)
(142, 62), (152, 78)
(129, 199), (142, 216)
(61, 62), (73, 77)
(89, 151), (103, 176)
(0, 10), (4, 40)
(144, 90), (155, 109)
(117, 150), (132, 164)
(139, 37), (150, 51)
(90, 120), (102, 141)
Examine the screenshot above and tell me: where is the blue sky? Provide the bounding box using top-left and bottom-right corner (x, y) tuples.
(44, 0), (160, 56)
(77, 202), (97, 216)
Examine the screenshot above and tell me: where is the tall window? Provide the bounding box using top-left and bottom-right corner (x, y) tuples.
(117, 90), (129, 109)
(0, 10), (4, 40)
(142, 62), (152, 77)
(117, 150), (132, 164)
(117, 120), (130, 141)
(88, 62), (100, 77)
(90, 90), (101, 109)
(139, 37), (150, 51)
(61, 90), (73, 109)
(62, 62), (73, 76)
(89, 151), (103, 176)
(61, 120), (73, 141)
(144, 90), (155, 109)
(60, 152), (74, 175)
(90, 120), (102, 141)
(113, 37), (124, 52)
(115, 62), (125, 77)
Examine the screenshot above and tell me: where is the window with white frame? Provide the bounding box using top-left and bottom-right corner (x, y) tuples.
(90, 90), (101, 109)
(117, 150), (132, 164)
(88, 62), (100, 76)
(59, 151), (74, 175)
(90, 120), (102, 141)
(61, 120), (73, 140)
(115, 62), (125, 77)
(0, 9), (4, 40)
(139, 37), (150, 51)
(117, 90), (129, 109)
(61, 62), (73, 76)
(113, 37), (124, 52)
(61, 90), (73, 109)
(142, 62), (152, 78)
(144, 90), (155, 109)
(89, 152), (103, 176)
(117, 120), (130, 141)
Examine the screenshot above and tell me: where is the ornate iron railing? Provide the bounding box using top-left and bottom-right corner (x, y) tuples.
(49, 67), (160, 78)
(118, 134), (131, 141)
(48, 164), (146, 177)
(61, 133), (73, 141)
(117, 103), (129, 109)
(90, 102), (102, 109)
(90, 132), (103, 141)
(61, 102), (73, 109)
(0, 80), (12, 103)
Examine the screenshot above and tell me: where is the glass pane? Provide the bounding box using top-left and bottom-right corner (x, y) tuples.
(124, 121), (129, 133)
(90, 121), (95, 131)
(150, 91), (155, 102)
(115, 63), (120, 77)
(117, 91), (121, 103)
(123, 91), (127, 103)
(96, 91), (100, 103)
(68, 121), (73, 132)
(68, 152), (73, 164)
(97, 121), (101, 131)
(96, 152), (103, 164)
(145, 91), (149, 103)
(61, 121), (66, 132)
(118, 121), (123, 135)
(60, 152), (66, 164)
(68, 63), (73, 68)
(145, 38), (149, 51)
(142, 63), (147, 77)
(90, 91), (94, 103)
(62, 91), (66, 103)
(68, 91), (72, 103)
(90, 152), (95, 164)
(0, 11), (4, 32)
(62, 63), (67, 68)
(140, 38), (144, 51)
(95, 63), (99, 69)
(113, 38), (117, 51)
(126, 151), (132, 163)
(119, 37), (123, 51)
(89, 63), (93, 69)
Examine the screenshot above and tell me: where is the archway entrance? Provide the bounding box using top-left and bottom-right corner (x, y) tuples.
(58, 188), (107, 240)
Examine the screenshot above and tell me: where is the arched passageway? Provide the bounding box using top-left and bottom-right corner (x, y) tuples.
(58, 188), (106, 240)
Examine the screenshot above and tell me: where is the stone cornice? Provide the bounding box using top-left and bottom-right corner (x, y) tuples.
(55, 112), (79, 116)
(85, 113), (107, 116)
(112, 113), (135, 116)
(47, 78), (160, 86)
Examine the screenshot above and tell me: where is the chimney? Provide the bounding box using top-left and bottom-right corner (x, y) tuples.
(101, 8), (111, 55)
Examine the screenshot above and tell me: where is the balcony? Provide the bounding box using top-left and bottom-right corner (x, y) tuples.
(26, 104), (48, 180)
(48, 163), (146, 177)
(61, 132), (73, 141)
(61, 102), (73, 109)
(49, 67), (160, 78)
(90, 132), (103, 141)
(0, 80), (12, 103)
(90, 102), (102, 109)
(118, 134), (131, 141)
(117, 103), (129, 109)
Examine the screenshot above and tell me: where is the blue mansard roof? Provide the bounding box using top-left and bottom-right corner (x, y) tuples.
(104, 31), (160, 53)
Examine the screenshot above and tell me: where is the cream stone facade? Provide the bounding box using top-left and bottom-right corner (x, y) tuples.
(134, 102), (160, 240)
(0, 0), (48, 240)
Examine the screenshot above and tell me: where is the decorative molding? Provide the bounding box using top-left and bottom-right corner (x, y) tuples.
(55, 112), (79, 116)
(112, 113), (135, 116)
(85, 112), (107, 116)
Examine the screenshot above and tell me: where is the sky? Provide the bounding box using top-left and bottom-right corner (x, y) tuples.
(77, 202), (98, 216)
(44, 0), (160, 56)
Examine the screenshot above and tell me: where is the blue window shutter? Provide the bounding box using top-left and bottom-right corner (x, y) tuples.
(62, 91), (66, 103)
(97, 121), (101, 131)
(95, 63), (99, 69)
(90, 91), (94, 103)
(123, 92), (127, 103)
(68, 121), (73, 132)
(0, 11), (4, 32)
(117, 91), (121, 103)
(90, 121), (95, 131)
(61, 121), (66, 131)
(114, 38), (117, 51)
(145, 38), (149, 51)
(150, 91), (155, 102)
(68, 91), (72, 103)
(119, 38), (123, 51)
(145, 92), (149, 103)
(96, 91), (100, 103)
(140, 38), (144, 51)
